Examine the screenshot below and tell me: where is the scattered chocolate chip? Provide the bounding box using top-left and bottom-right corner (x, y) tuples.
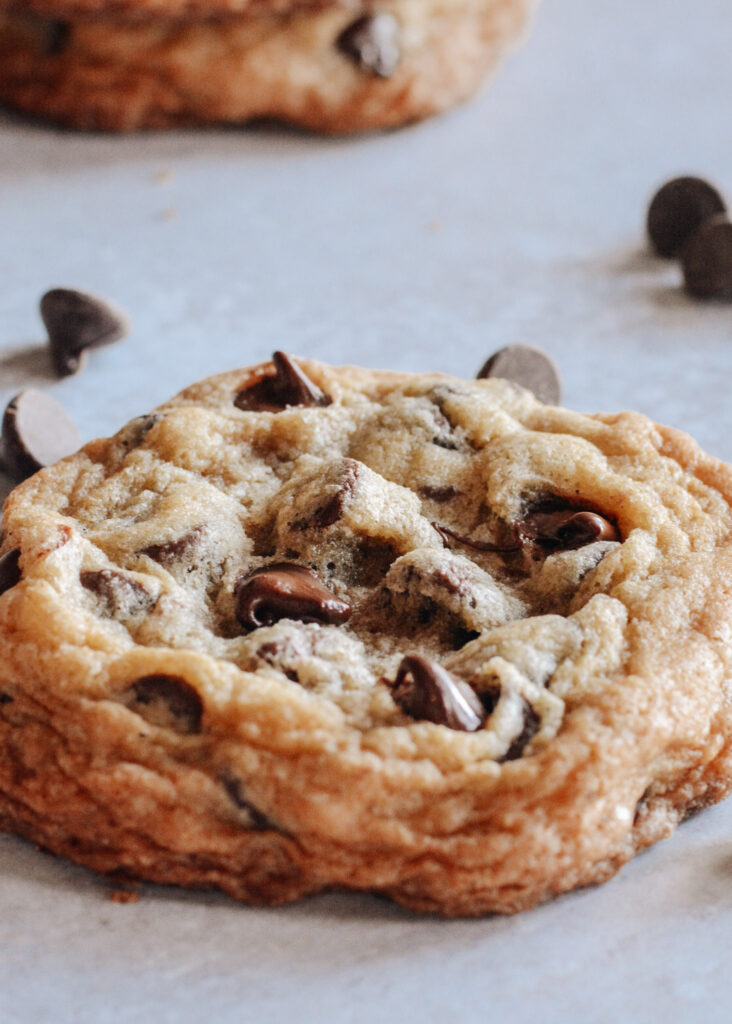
(477, 345), (562, 406)
(647, 176), (726, 258)
(221, 776), (274, 831)
(519, 508), (619, 550)
(309, 459), (361, 528)
(123, 674), (203, 734)
(116, 413), (159, 452)
(452, 627), (480, 650)
(500, 699), (540, 762)
(141, 528), (203, 567)
(682, 214), (732, 299)
(433, 521), (519, 553)
(388, 654), (486, 732)
(46, 20), (70, 55)
(0, 549), (21, 595)
(336, 13), (401, 78)
(235, 563), (351, 630)
(419, 485), (462, 503)
(80, 569), (155, 618)
(234, 352), (331, 412)
(0, 692), (14, 705)
(40, 288), (130, 377)
(0, 389), (81, 481)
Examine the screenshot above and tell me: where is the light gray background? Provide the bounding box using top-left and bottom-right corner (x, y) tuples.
(2, 1), (732, 1021)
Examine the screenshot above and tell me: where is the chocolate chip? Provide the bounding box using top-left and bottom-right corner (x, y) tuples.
(0, 549), (21, 595)
(46, 20), (70, 55)
(520, 508), (619, 550)
(682, 214), (732, 299)
(40, 288), (130, 377)
(141, 528), (203, 567)
(647, 176), (726, 258)
(419, 485), (462, 503)
(0, 389), (81, 481)
(80, 569), (155, 618)
(221, 777), (274, 831)
(235, 562), (351, 630)
(336, 13), (401, 78)
(433, 522), (519, 553)
(477, 345), (562, 406)
(0, 693), (13, 705)
(388, 654), (486, 732)
(123, 674), (203, 734)
(309, 459), (361, 528)
(234, 352), (331, 412)
(500, 700), (540, 762)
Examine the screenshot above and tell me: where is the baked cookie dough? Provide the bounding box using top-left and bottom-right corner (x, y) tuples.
(0, 0), (538, 132)
(2, 353), (732, 916)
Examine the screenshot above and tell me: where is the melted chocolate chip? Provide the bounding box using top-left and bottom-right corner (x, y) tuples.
(80, 569), (155, 618)
(336, 13), (401, 78)
(0, 693), (13, 705)
(388, 655), (486, 732)
(221, 777), (274, 831)
(40, 288), (130, 377)
(141, 528), (203, 566)
(433, 522), (520, 553)
(235, 563), (351, 630)
(419, 485), (462, 503)
(500, 700), (540, 762)
(234, 352), (331, 412)
(46, 21), (70, 55)
(647, 176), (727, 258)
(682, 214), (732, 299)
(309, 460), (361, 528)
(0, 549), (21, 595)
(0, 389), (81, 481)
(477, 345), (562, 406)
(123, 675), (203, 734)
(520, 508), (619, 550)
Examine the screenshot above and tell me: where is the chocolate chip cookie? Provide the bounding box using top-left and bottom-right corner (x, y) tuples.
(2, 352), (732, 916)
(0, 0), (538, 132)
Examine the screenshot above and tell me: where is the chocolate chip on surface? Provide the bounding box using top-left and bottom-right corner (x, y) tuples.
(336, 13), (401, 78)
(40, 288), (130, 377)
(520, 508), (619, 550)
(682, 214), (732, 299)
(419, 484), (462, 503)
(477, 345), (562, 406)
(389, 654), (486, 732)
(500, 700), (541, 761)
(235, 563), (351, 630)
(141, 528), (203, 566)
(0, 549), (22, 595)
(221, 776), (274, 831)
(0, 389), (81, 481)
(433, 521), (520, 553)
(80, 569), (155, 618)
(234, 352), (331, 412)
(309, 459), (362, 528)
(123, 674), (203, 734)
(647, 176), (726, 258)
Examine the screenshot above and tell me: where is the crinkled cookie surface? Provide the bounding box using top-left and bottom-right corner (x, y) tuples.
(2, 354), (732, 916)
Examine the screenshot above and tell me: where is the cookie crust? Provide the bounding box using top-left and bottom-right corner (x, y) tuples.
(2, 358), (732, 916)
(0, 0), (538, 132)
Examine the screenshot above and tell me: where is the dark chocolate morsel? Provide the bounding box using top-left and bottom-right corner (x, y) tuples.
(46, 20), (70, 55)
(647, 176), (726, 258)
(235, 562), (351, 630)
(477, 345), (561, 406)
(221, 777), (274, 831)
(682, 214), (732, 299)
(388, 654), (486, 732)
(123, 674), (203, 734)
(520, 508), (619, 549)
(40, 288), (130, 377)
(0, 389), (81, 481)
(433, 521), (520, 553)
(80, 569), (155, 618)
(336, 13), (401, 78)
(234, 351), (331, 412)
(419, 484), (462, 503)
(0, 693), (13, 705)
(309, 459), (361, 528)
(0, 549), (21, 595)
(500, 700), (541, 762)
(141, 528), (203, 566)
